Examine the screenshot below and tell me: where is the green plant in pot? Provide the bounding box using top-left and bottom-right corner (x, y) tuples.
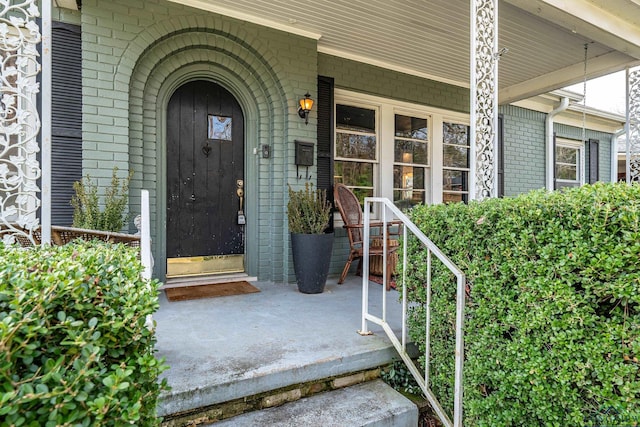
(287, 183), (333, 293)
(71, 167), (133, 232)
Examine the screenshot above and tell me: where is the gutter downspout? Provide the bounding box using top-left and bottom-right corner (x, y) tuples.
(546, 97), (570, 190)
(612, 128), (625, 182)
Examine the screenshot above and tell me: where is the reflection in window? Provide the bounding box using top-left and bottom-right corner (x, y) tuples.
(442, 122), (470, 203)
(336, 134), (377, 160)
(335, 104), (377, 205)
(393, 115), (429, 209)
(208, 115), (232, 140)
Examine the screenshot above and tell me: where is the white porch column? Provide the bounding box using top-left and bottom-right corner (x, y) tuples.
(627, 66), (640, 183)
(41, 0), (52, 244)
(0, 0), (44, 245)
(470, 0), (499, 200)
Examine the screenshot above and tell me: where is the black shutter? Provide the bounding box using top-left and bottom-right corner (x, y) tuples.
(317, 76), (334, 232)
(498, 114), (504, 197)
(52, 22), (82, 225)
(589, 139), (599, 184)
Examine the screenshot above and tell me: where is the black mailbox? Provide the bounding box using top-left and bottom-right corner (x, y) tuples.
(295, 140), (314, 166)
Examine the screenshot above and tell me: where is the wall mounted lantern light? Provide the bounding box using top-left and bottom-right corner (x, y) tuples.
(297, 92), (314, 125)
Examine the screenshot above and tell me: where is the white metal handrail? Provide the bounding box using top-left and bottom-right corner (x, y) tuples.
(360, 197), (465, 427)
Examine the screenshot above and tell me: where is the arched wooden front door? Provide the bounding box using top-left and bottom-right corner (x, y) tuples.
(166, 80), (245, 277)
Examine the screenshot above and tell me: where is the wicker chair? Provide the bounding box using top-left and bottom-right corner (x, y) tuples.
(333, 183), (401, 290)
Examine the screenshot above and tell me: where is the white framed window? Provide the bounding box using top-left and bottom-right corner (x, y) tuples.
(393, 114), (429, 209)
(442, 122), (470, 203)
(333, 90), (468, 211)
(334, 103), (378, 204)
(555, 138), (584, 189)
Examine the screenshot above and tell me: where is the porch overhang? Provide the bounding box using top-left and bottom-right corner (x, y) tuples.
(168, 0), (640, 103)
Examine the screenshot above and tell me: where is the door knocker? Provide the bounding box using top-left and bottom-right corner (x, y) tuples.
(202, 142), (212, 157)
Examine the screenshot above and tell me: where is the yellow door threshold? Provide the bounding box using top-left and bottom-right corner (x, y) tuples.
(166, 254), (244, 278)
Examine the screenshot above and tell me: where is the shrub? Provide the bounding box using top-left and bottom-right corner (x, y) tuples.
(71, 167), (133, 232)
(0, 240), (168, 426)
(403, 183), (640, 426)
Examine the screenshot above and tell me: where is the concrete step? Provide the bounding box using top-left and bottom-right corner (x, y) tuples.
(208, 379), (418, 427)
(155, 280), (421, 426)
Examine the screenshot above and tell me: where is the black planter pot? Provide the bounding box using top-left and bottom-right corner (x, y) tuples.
(290, 232), (334, 294)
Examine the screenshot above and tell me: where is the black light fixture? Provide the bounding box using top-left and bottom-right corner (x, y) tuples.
(297, 92), (314, 125)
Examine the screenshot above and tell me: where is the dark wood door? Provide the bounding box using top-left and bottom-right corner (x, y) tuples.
(166, 80), (244, 260)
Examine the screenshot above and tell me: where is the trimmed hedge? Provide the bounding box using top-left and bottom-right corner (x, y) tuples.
(404, 183), (640, 426)
(0, 240), (168, 426)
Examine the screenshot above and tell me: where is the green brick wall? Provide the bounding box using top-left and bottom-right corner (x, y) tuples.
(499, 105), (547, 196)
(79, 0), (318, 282)
(53, 6), (81, 25)
(318, 53), (469, 113)
(500, 105), (613, 196)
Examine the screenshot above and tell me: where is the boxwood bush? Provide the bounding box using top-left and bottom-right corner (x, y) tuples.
(0, 240), (168, 426)
(403, 182), (640, 426)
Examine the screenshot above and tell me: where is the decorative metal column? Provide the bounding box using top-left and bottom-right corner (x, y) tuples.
(0, 1), (43, 245)
(627, 66), (640, 183)
(470, 0), (499, 200)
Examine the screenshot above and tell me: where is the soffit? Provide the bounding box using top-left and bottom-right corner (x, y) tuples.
(168, 0), (639, 103)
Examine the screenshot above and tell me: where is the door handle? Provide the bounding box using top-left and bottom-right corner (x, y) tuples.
(236, 180), (245, 224)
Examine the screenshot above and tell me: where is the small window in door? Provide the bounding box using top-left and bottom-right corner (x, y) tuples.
(208, 115), (232, 140)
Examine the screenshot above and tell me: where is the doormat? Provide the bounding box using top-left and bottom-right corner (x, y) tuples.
(164, 281), (259, 302)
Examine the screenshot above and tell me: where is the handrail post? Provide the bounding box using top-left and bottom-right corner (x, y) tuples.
(140, 190), (152, 280)
(453, 274), (466, 426)
(359, 198), (372, 335)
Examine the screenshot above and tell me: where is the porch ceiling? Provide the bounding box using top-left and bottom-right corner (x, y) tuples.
(169, 0), (640, 104)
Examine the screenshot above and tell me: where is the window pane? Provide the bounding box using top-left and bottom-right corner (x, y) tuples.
(336, 133), (377, 160)
(556, 146), (578, 164)
(443, 123), (469, 146)
(334, 161), (374, 187)
(443, 169), (468, 192)
(394, 140), (428, 165)
(394, 166), (424, 190)
(443, 144), (469, 168)
(336, 105), (376, 132)
(395, 115), (427, 140)
(443, 192), (468, 203)
(556, 164), (577, 180)
(208, 115), (232, 140)
(394, 190), (425, 209)
(556, 181), (580, 190)
(352, 188), (374, 205)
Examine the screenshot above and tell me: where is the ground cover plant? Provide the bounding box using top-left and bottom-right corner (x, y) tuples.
(403, 182), (640, 426)
(0, 240), (168, 426)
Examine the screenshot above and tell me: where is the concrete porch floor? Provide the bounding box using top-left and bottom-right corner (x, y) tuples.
(154, 275), (409, 418)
